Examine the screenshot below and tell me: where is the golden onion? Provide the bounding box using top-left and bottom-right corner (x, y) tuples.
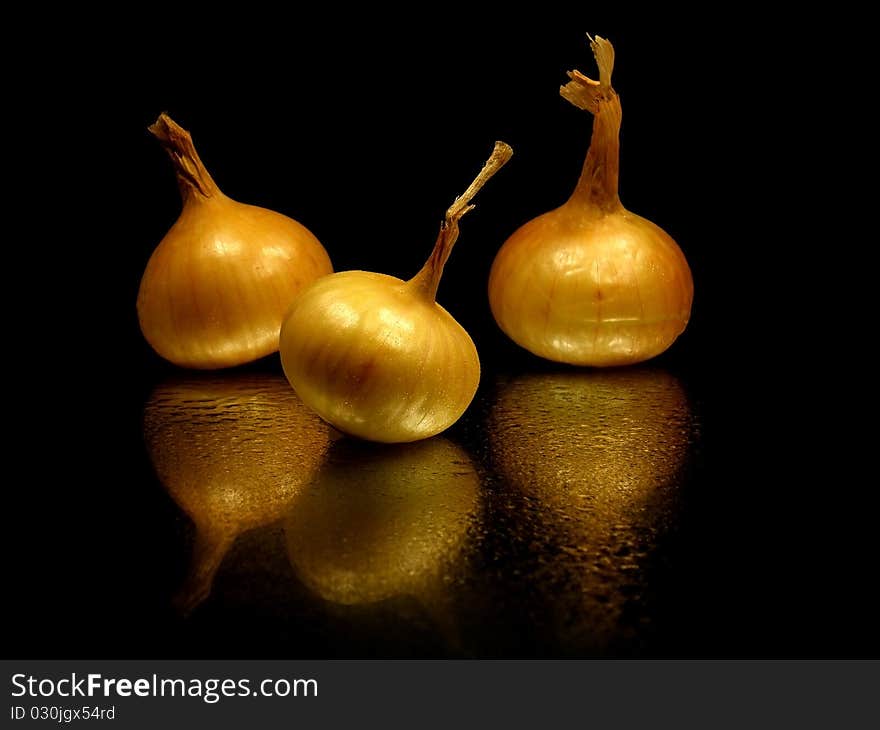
(280, 142), (512, 443)
(489, 36), (693, 366)
(138, 114), (333, 369)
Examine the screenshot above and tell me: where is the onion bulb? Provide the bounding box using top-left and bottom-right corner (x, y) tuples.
(489, 36), (693, 366)
(143, 374), (330, 614)
(280, 142), (512, 443)
(138, 114), (333, 369)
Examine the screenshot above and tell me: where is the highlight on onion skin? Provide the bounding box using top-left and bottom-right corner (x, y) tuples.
(489, 36), (693, 367)
(137, 113), (333, 369)
(280, 142), (513, 443)
(142, 374), (330, 615)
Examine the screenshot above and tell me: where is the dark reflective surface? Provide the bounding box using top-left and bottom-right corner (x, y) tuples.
(136, 367), (699, 657)
(484, 370), (696, 653)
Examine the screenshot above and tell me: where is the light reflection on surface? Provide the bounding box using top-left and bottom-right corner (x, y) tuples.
(143, 374), (330, 614)
(141, 367), (699, 655)
(488, 368), (698, 650)
(284, 438), (480, 609)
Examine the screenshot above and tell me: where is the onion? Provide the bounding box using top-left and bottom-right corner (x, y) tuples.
(489, 36), (693, 366)
(280, 142), (512, 443)
(138, 114), (333, 369)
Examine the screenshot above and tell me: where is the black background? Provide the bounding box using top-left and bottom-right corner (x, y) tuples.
(9, 10), (869, 657)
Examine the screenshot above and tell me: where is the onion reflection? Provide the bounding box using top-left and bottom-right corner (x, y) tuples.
(143, 374), (330, 614)
(488, 369), (697, 649)
(284, 438), (479, 639)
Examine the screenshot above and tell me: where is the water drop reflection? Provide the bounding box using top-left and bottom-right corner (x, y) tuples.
(488, 368), (698, 650)
(143, 374), (330, 614)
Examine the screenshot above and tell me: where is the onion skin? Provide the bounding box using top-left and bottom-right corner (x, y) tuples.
(280, 272), (480, 443)
(138, 114), (333, 369)
(489, 37), (693, 367)
(280, 142), (512, 443)
(490, 206), (692, 366)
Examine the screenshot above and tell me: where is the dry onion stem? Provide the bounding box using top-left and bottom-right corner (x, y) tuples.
(409, 142), (514, 299)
